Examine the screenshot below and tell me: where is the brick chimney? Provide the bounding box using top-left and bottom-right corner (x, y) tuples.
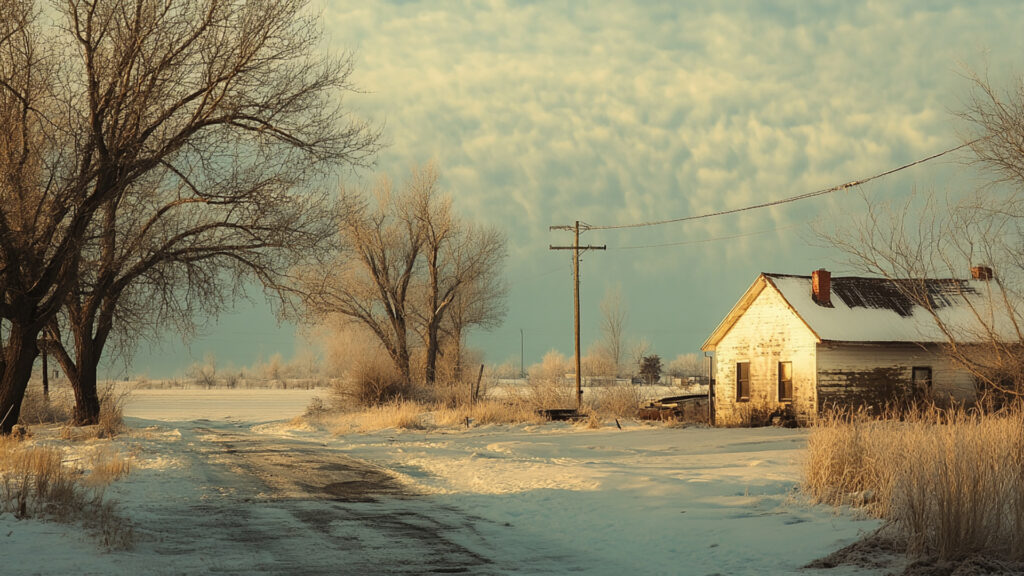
(812, 269), (831, 305)
(971, 265), (994, 281)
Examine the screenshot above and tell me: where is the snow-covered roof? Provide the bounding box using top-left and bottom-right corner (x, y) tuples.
(702, 272), (1017, 350)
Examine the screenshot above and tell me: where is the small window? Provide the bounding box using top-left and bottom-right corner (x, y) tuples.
(778, 361), (793, 402)
(912, 367), (932, 397)
(736, 362), (750, 402)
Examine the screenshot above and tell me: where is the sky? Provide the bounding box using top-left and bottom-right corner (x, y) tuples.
(126, 0), (1024, 379)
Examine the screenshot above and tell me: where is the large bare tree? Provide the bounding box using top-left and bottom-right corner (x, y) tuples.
(303, 165), (507, 386)
(1, 1), (94, 434)
(410, 165), (507, 384)
(304, 174), (423, 383)
(1, 0), (377, 432)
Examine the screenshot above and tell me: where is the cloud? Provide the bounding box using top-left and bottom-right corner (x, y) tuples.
(313, 0), (1024, 361)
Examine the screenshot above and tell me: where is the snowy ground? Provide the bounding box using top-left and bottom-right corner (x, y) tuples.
(3, 389), (883, 575)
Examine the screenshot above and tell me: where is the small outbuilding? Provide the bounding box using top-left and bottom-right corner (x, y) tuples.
(701, 268), (1000, 425)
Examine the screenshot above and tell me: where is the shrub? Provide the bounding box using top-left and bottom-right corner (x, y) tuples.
(333, 362), (417, 408)
(96, 386), (128, 439)
(18, 386), (73, 425)
(589, 384), (645, 418)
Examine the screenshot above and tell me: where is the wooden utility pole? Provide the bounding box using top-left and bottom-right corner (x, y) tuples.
(550, 221), (605, 411)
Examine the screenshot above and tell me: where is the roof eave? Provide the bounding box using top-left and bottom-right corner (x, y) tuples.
(701, 275), (768, 351)
(762, 275), (823, 344)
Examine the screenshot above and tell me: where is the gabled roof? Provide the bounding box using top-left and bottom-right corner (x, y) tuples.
(702, 272), (1014, 350)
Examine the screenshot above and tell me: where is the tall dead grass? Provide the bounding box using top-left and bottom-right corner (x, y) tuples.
(0, 436), (132, 547)
(804, 407), (1024, 562)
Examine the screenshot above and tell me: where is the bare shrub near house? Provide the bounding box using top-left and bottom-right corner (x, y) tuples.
(526, 350), (575, 410)
(804, 407), (1024, 562)
(588, 384), (646, 418)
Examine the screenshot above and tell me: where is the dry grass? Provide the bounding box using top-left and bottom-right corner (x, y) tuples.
(0, 435), (132, 548)
(84, 448), (132, 487)
(329, 401), (428, 433)
(96, 386), (128, 439)
(524, 377), (576, 411)
(433, 398), (543, 427)
(804, 407), (1024, 562)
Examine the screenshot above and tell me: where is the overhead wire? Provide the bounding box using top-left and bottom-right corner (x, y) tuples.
(617, 222), (804, 250)
(581, 139), (981, 232)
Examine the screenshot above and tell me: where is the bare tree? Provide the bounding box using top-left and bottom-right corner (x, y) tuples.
(629, 338), (651, 377)
(303, 174), (423, 383)
(820, 67), (1024, 402)
(1, 1), (94, 434)
(598, 286), (628, 377)
(440, 266), (508, 380)
(410, 165), (507, 384)
(1, 0), (377, 432)
(304, 165), (507, 386)
(667, 353), (702, 378)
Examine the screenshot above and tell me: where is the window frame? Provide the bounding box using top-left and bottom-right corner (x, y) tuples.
(736, 361), (750, 402)
(778, 361), (793, 402)
(912, 366), (932, 397)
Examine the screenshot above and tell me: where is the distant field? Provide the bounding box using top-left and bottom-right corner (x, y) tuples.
(123, 388), (323, 422)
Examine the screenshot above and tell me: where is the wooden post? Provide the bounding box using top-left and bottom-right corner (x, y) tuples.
(550, 221), (605, 411)
(473, 364), (484, 402)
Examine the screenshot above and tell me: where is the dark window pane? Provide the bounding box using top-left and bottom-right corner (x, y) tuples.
(737, 362), (750, 401)
(778, 361), (793, 402)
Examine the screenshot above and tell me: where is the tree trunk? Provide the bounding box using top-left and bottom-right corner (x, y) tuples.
(70, 361), (101, 426)
(425, 320), (440, 385)
(41, 347), (49, 400)
(395, 340), (412, 385)
(0, 323), (40, 434)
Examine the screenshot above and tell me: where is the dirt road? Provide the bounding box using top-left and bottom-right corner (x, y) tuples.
(122, 421), (499, 575)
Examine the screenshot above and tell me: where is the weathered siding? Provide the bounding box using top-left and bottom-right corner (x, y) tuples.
(816, 343), (976, 411)
(714, 285), (818, 425)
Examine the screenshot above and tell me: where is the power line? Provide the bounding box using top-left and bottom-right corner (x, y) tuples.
(583, 139), (979, 232)
(617, 222), (804, 250)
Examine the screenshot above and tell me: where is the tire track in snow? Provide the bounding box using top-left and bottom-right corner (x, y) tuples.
(128, 422), (497, 575)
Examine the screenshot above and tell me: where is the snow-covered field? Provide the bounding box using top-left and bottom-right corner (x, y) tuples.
(3, 389), (881, 575)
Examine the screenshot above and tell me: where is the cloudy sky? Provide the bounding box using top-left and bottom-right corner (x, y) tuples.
(129, 0), (1024, 378)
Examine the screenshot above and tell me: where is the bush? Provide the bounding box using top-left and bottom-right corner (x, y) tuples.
(17, 386), (73, 425)
(333, 362), (417, 408)
(804, 407), (1024, 562)
(589, 384), (645, 418)
(96, 387), (128, 439)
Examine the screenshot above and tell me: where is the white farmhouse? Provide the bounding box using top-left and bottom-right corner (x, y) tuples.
(701, 268), (1000, 425)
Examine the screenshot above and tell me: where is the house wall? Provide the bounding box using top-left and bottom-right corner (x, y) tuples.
(816, 343), (976, 411)
(713, 286), (818, 425)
